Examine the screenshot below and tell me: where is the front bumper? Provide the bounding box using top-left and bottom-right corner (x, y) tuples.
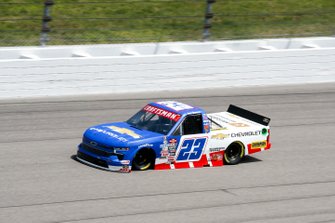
(77, 144), (131, 173)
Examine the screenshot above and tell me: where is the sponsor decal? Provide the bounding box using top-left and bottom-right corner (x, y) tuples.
(120, 160), (130, 165)
(104, 126), (141, 139)
(115, 147), (129, 151)
(169, 138), (177, 144)
(209, 147), (225, 152)
(204, 124), (210, 133)
(161, 137), (178, 158)
(203, 115), (210, 132)
(168, 144), (176, 155)
(263, 118), (270, 123)
(144, 105), (181, 122)
(161, 149), (169, 158)
(229, 122), (249, 128)
(262, 128), (268, 135)
(231, 130), (261, 137)
(209, 114), (234, 124)
(156, 101), (193, 111)
(211, 133), (229, 140)
(211, 126), (227, 131)
(228, 113), (237, 118)
(251, 140), (267, 149)
(168, 156), (175, 163)
(119, 165), (131, 173)
(168, 138), (177, 151)
(162, 136), (168, 148)
(138, 143), (153, 149)
(210, 153), (223, 161)
(160, 136), (169, 158)
(168, 146), (176, 152)
(89, 127), (128, 142)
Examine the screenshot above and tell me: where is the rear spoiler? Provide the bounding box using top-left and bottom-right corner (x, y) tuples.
(227, 104), (271, 126)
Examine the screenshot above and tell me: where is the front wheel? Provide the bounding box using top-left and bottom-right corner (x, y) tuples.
(224, 142), (245, 165)
(132, 148), (155, 171)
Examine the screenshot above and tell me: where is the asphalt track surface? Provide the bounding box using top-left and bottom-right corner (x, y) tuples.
(1, 83), (335, 223)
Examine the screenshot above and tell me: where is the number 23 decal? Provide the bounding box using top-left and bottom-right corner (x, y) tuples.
(176, 137), (207, 161)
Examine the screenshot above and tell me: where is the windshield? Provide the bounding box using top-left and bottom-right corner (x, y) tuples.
(127, 108), (178, 135)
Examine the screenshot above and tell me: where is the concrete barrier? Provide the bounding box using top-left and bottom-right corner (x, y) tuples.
(1, 37), (335, 99)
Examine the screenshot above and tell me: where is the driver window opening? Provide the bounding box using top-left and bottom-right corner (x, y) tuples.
(183, 114), (203, 135)
(172, 114), (203, 136)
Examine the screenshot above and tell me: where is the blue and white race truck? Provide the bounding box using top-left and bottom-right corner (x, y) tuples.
(77, 101), (271, 172)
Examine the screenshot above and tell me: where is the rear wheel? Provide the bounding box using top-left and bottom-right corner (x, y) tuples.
(224, 142), (245, 165)
(132, 148), (155, 171)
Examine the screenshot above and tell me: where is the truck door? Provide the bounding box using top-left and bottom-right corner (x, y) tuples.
(168, 113), (208, 163)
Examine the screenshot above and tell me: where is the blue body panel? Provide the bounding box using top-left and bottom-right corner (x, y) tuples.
(77, 101), (207, 170)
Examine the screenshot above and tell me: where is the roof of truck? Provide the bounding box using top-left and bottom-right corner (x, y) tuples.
(149, 101), (205, 115)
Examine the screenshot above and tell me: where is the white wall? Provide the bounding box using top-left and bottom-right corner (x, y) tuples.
(1, 37), (335, 99)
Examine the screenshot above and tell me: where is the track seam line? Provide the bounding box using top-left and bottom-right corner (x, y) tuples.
(56, 193), (335, 223)
(1, 180), (335, 210)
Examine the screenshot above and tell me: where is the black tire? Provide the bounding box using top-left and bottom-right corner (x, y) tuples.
(132, 148), (155, 171)
(224, 142), (245, 165)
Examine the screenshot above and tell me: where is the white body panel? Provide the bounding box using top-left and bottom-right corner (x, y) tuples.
(207, 111), (270, 155)
(154, 111), (270, 170)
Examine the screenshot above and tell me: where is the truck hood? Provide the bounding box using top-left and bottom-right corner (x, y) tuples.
(84, 122), (162, 147)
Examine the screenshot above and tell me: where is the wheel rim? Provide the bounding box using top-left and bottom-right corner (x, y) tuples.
(133, 149), (152, 170)
(227, 147), (240, 160)
(225, 144), (243, 163)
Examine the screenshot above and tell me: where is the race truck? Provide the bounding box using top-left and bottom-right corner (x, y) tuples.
(77, 101), (271, 172)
